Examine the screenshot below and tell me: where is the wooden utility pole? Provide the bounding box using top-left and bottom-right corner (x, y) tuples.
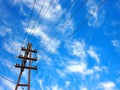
(15, 43), (37, 90)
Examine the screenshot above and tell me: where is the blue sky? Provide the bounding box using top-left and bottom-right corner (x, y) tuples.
(0, 0), (120, 90)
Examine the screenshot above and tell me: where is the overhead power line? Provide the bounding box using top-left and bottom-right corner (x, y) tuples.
(0, 74), (16, 84)
(23, 0), (47, 46)
(59, 0), (88, 33)
(53, 0), (87, 39)
(22, 0), (37, 47)
(37, 0), (76, 52)
(71, 0), (88, 18)
(64, 0), (105, 43)
(38, 0), (54, 24)
(43, 0), (87, 51)
(25, 0), (54, 44)
(51, 0), (76, 33)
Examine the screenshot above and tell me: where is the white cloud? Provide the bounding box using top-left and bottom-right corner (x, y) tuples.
(57, 14), (74, 38)
(93, 66), (101, 71)
(52, 85), (58, 90)
(56, 69), (66, 77)
(67, 40), (86, 60)
(112, 40), (120, 49)
(51, 84), (62, 90)
(38, 79), (43, 90)
(65, 81), (70, 87)
(104, 29), (116, 36)
(87, 46), (100, 63)
(26, 26), (60, 53)
(41, 1), (63, 21)
(0, 27), (12, 37)
(80, 86), (88, 90)
(12, 0), (63, 21)
(86, 0), (105, 27)
(3, 40), (21, 55)
(100, 81), (116, 90)
(111, 40), (120, 53)
(66, 62), (94, 75)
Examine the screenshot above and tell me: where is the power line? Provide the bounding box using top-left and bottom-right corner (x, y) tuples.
(24, 0), (47, 46)
(43, 0), (87, 51)
(22, 0), (37, 47)
(38, 0), (54, 24)
(35, 0), (76, 52)
(64, 0), (105, 44)
(27, 0), (86, 53)
(26, 0), (54, 44)
(0, 74), (16, 84)
(70, 0), (88, 18)
(51, 0), (76, 33)
(59, 0), (88, 33)
(52, 0), (87, 39)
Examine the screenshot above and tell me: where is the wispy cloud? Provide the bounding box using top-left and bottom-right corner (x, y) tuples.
(66, 62), (94, 75)
(80, 86), (88, 90)
(65, 40), (103, 77)
(57, 14), (74, 38)
(40, 0), (63, 21)
(100, 81), (116, 90)
(66, 40), (101, 64)
(56, 69), (66, 77)
(11, 0), (63, 22)
(87, 46), (100, 63)
(65, 81), (70, 87)
(38, 79), (44, 90)
(111, 40), (120, 53)
(51, 84), (62, 90)
(66, 40), (86, 60)
(3, 40), (21, 55)
(0, 27), (12, 37)
(112, 40), (120, 48)
(86, 0), (105, 27)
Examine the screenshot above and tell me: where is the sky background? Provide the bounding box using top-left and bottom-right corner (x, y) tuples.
(0, 0), (120, 90)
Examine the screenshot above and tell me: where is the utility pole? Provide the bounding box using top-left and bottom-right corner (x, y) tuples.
(15, 43), (37, 90)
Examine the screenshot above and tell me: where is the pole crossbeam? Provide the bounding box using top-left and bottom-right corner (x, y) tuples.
(15, 64), (37, 70)
(21, 47), (37, 53)
(18, 55), (37, 61)
(15, 43), (37, 90)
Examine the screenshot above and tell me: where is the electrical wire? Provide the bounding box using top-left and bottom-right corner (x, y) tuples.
(0, 74), (16, 84)
(22, 0), (37, 47)
(24, 0), (47, 46)
(43, 0), (87, 51)
(27, 0), (86, 53)
(59, 0), (88, 33)
(33, 0), (76, 52)
(24, 0), (84, 49)
(53, 0), (87, 40)
(71, 0), (88, 18)
(51, 0), (76, 33)
(38, 0), (54, 24)
(25, 0), (54, 44)
(64, 0), (105, 44)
